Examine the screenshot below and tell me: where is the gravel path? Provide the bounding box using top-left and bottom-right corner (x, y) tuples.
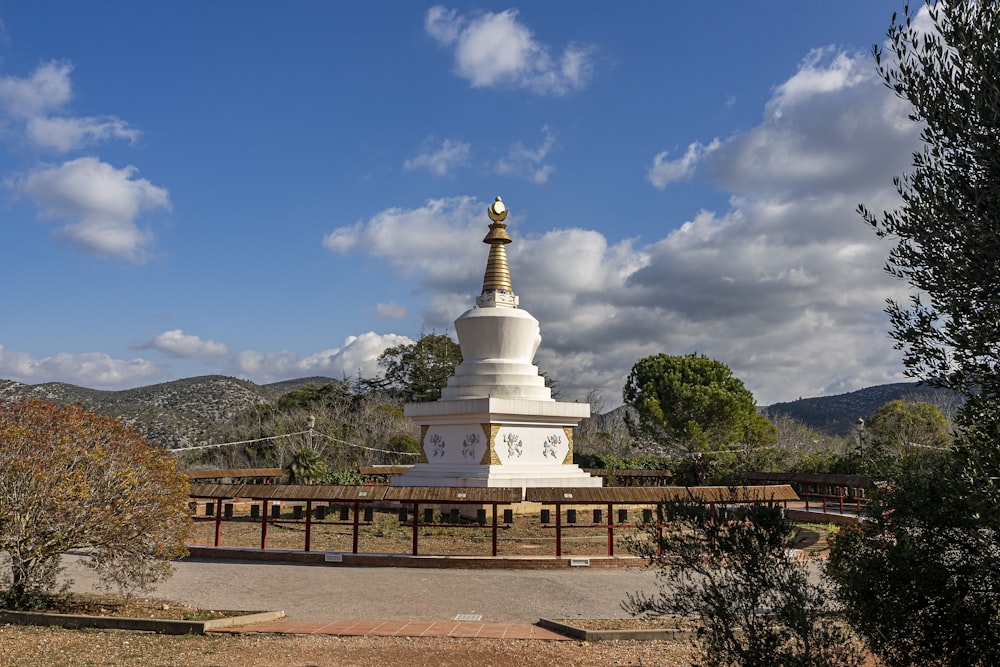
(60, 554), (663, 623)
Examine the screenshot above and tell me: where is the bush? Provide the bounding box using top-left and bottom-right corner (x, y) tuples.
(0, 399), (190, 609)
(624, 497), (863, 667)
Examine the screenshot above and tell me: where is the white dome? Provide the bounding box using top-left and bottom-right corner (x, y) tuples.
(439, 306), (553, 401)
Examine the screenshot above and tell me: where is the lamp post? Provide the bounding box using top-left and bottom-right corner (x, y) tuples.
(855, 417), (865, 459)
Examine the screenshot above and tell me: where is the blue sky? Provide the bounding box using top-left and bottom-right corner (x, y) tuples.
(0, 2), (925, 407)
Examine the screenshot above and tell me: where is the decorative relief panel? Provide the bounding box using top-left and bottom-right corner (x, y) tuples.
(461, 432), (479, 459)
(504, 432), (524, 458)
(418, 425), (429, 463)
(543, 434), (561, 459)
(562, 426), (575, 465)
(488, 424), (503, 465)
(428, 433), (446, 458)
(480, 423), (500, 465)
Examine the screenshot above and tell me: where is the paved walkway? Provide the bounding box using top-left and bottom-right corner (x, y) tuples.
(59, 553), (663, 640)
(215, 618), (570, 640)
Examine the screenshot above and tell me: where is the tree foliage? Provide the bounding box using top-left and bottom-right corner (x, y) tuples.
(284, 446), (330, 485)
(859, 1), (1000, 418)
(0, 399), (190, 608)
(199, 381), (419, 474)
(622, 353), (776, 459)
(827, 450), (998, 667)
(829, 2), (1000, 663)
(864, 399), (951, 465)
(625, 498), (863, 667)
(377, 332), (462, 402)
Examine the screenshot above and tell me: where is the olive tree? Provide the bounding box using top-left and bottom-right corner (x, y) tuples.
(828, 2), (1000, 664)
(625, 497), (863, 667)
(0, 399), (191, 608)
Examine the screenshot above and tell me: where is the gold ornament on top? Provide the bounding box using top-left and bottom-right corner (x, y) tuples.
(478, 196), (518, 307)
(487, 196), (508, 222)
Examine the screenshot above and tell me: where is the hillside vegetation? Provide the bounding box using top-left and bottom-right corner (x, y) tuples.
(0, 375), (336, 450)
(764, 382), (960, 435)
(0, 375), (958, 451)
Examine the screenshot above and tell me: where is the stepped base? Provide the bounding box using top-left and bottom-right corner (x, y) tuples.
(392, 463), (603, 489)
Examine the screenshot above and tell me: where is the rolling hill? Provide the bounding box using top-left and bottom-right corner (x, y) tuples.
(0, 375), (961, 449)
(0, 375), (339, 450)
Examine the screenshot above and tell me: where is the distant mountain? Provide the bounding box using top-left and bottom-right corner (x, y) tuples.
(763, 382), (962, 435)
(0, 375), (962, 448)
(0, 375), (340, 450)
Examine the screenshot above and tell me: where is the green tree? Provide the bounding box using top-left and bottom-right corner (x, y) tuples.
(377, 332), (462, 402)
(276, 381), (352, 412)
(769, 413), (854, 473)
(864, 399), (951, 466)
(0, 399), (191, 609)
(859, 1), (1000, 421)
(622, 353), (776, 458)
(284, 446), (330, 485)
(829, 2), (1000, 664)
(827, 449), (993, 667)
(625, 497), (863, 667)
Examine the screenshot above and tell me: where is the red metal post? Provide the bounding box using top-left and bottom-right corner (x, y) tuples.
(352, 500), (360, 554)
(657, 511), (663, 556)
(214, 499), (223, 547)
(304, 501), (313, 552)
(260, 500), (269, 550)
(555, 504), (562, 557)
(607, 503), (614, 556)
(411, 502), (419, 556)
(491, 503), (498, 557)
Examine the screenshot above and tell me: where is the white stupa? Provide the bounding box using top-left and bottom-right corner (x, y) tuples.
(392, 197), (602, 489)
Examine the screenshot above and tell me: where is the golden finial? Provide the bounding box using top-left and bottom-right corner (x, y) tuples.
(483, 196), (512, 245)
(487, 196), (508, 222)
(478, 195), (518, 308)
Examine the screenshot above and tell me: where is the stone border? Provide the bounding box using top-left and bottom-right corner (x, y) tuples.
(0, 609), (285, 635)
(186, 546), (644, 569)
(538, 618), (694, 642)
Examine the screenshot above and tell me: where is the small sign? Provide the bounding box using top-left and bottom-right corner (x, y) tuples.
(324, 554), (343, 563)
(563, 493), (573, 498)
(457, 492), (467, 498)
(358, 491), (367, 497)
(570, 558), (590, 567)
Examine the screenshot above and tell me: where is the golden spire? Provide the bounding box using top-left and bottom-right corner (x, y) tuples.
(477, 197), (519, 308)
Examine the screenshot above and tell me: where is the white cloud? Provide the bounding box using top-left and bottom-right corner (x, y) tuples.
(230, 332), (412, 384)
(10, 156), (170, 262)
(425, 6), (594, 95)
(495, 126), (556, 183)
(0, 344), (161, 390)
(708, 48), (915, 198)
(0, 61), (72, 118)
(403, 138), (471, 175)
(327, 46), (923, 406)
(0, 58), (163, 260)
(376, 302), (408, 320)
(143, 330), (229, 359)
(0, 61), (139, 153)
(648, 140), (721, 189)
(324, 196), (486, 291)
(27, 115), (140, 153)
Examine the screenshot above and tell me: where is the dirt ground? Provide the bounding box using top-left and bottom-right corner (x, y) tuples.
(186, 506), (833, 558)
(0, 519), (843, 666)
(0, 626), (692, 667)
